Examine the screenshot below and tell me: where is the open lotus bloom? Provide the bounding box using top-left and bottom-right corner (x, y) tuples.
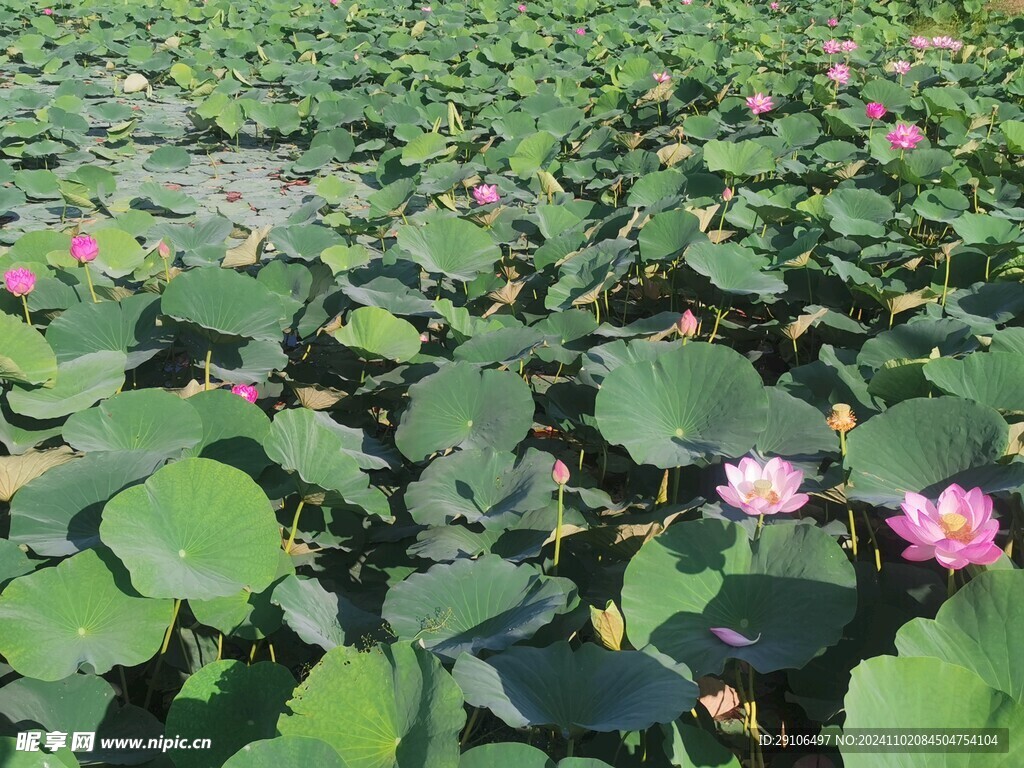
(888, 485), (1002, 570)
(710, 627), (761, 647)
(716, 456), (809, 516)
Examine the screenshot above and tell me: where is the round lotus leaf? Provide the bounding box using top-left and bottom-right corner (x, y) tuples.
(823, 188), (894, 238)
(62, 389), (203, 458)
(857, 318), (976, 370)
(0, 539), (34, 586)
(702, 140), (775, 177)
(0, 674), (114, 736)
(0, 548), (173, 681)
(626, 170), (686, 207)
(895, 570), (1024, 703)
(99, 458), (281, 599)
(6, 351), (126, 420)
(453, 326), (545, 366)
(453, 641), (697, 737)
(270, 574), (383, 651)
(46, 294), (169, 369)
(842, 656), (1024, 768)
(397, 217), (500, 281)
(0, 739), (79, 767)
(638, 209), (705, 263)
(621, 519), (857, 675)
(277, 643), (465, 768)
(182, 389), (272, 478)
(143, 146), (191, 173)
(923, 353), (1024, 412)
(165, 660), (295, 768)
(0, 313), (57, 386)
(383, 556), (577, 660)
(951, 212), (1024, 250)
(404, 448), (555, 529)
(333, 306), (420, 362)
(595, 343), (768, 469)
(844, 397), (1023, 507)
(395, 362), (534, 462)
(89, 229), (146, 279)
(190, 551), (292, 641)
(683, 242), (787, 298)
(756, 388), (838, 457)
(223, 737), (350, 768)
(161, 267), (285, 343)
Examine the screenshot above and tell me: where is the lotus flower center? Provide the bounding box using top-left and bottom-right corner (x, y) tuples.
(748, 479), (780, 504)
(940, 512), (974, 542)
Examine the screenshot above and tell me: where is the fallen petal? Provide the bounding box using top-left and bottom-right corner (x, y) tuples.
(709, 627), (761, 647)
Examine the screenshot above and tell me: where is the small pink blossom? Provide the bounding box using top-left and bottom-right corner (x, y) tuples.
(722, 186), (734, 202)
(822, 39), (841, 55)
(827, 63), (850, 85)
(770, 2), (779, 9)
(471, 184), (500, 205)
(3, 268), (36, 297)
(716, 456), (809, 516)
(157, 240), (172, 258)
(575, 27), (586, 34)
(827, 17), (838, 27)
(746, 93), (773, 115)
(421, 5), (432, 11)
(681, 0), (693, 5)
(840, 39), (858, 52)
(949, 39), (963, 52)
(331, 0), (339, 5)
(517, 3), (526, 9)
(552, 459), (570, 486)
(231, 384), (259, 403)
(70, 234), (99, 263)
(710, 627), (762, 647)
(892, 60), (912, 75)
(676, 310), (698, 338)
(909, 36), (930, 50)
(865, 102), (887, 120)
(42, 7), (53, 14)
(652, 71), (671, 84)
(932, 36), (961, 50)
(887, 485), (1002, 570)
(886, 123), (925, 150)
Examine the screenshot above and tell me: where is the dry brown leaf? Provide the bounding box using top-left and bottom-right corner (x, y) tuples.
(657, 143), (693, 167)
(697, 676), (742, 720)
(223, 226), (271, 268)
(0, 447), (77, 502)
(782, 307), (828, 341)
(173, 379), (208, 399)
(292, 383), (346, 410)
(589, 601), (626, 651)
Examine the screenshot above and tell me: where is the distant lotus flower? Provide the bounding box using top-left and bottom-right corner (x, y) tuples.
(331, 0), (339, 5)
(653, 71), (671, 83)
(840, 39), (857, 52)
(681, 0), (693, 5)
(887, 485), (1002, 570)
(157, 240), (171, 258)
(827, 63), (850, 85)
(909, 35), (930, 49)
(932, 35), (960, 49)
(716, 456), (810, 516)
(746, 93), (773, 115)
(949, 39), (963, 52)
(231, 384), (259, 403)
(710, 627), (762, 647)
(421, 5), (432, 11)
(770, 2), (779, 8)
(471, 184), (500, 205)
(42, 7), (53, 13)
(676, 309), (698, 338)
(70, 234), (99, 263)
(886, 123), (925, 150)
(892, 60), (912, 75)
(3, 268), (36, 297)
(822, 39), (841, 54)
(722, 186), (734, 202)
(518, 3), (526, 9)
(827, 17), (838, 26)
(552, 459), (570, 486)
(865, 102), (887, 120)
(575, 27), (586, 34)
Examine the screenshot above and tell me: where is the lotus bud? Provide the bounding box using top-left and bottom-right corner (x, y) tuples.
(552, 459), (570, 486)
(231, 384), (259, 403)
(722, 186), (734, 202)
(157, 240), (171, 259)
(70, 234), (99, 263)
(826, 403), (856, 433)
(676, 309), (699, 338)
(3, 268), (36, 297)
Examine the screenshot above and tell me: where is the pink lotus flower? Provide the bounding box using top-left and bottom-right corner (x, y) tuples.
(770, 2), (779, 8)
(421, 5), (432, 11)
(517, 3), (526, 9)
(157, 240), (172, 258)
(827, 17), (838, 26)
(575, 27), (586, 34)
(3, 268), (36, 297)
(70, 234), (99, 263)
(653, 71), (671, 84)
(231, 384), (259, 403)
(886, 123), (925, 150)
(865, 102), (887, 120)
(681, 0), (693, 5)
(676, 310), (698, 338)
(722, 186), (734, 202)
(471, 184), (500, 205)
(42, 7), (53, 13)
(552, 459), (570, 485)
(827, 63), (850, 85)
(331, 0), (339, 5)
(746, 93), (773, 115)
(716, 456), (809, 516)
(887, 485), (1002, 570)
(909, 36), (930, 49)
(710, 627), (762, 647)
(822, 39), (841, 55)
(892, 60), (912, 75)
(932, 36), (961, 50)
(840, 39), (858, 52)
(949, 39), (963, 52)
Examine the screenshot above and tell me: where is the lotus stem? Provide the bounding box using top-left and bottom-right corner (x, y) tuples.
(268, 643), (276, 663)
(756, 514), (764, 539)
(708, 307), (728, 343)
(160, 599), (182, 656)
(285, 500), (306, 554)
(118, 666), (131, 705)
(941, 253), (952, 307)
(143, 597), (182, 710)
(566, 736), (574, 757)
(791, 336), (799, 365)
(593, 298), (600, 325)
(216, 633), (223, 661)
(460, 707), (481, 748)
(20, 296), (31, 326)
(249, 641), (258, 664)
(848, 507), (859, 557)
(84, 264), (98, 303)
(947, 568), (957, 599)
(162, 257), (171, 284)
(839, 429), (847, 457)
(860, 508), (882, 571)
(553, 484), (565, 574)
(204, 347), (213, 391)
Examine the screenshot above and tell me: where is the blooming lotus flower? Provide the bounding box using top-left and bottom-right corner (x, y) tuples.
(70, 234), (99, 263)
(887, 485), (1002, 570)
(827, 63), (850, 85)
(840, 39), (857, 52)
(865, 102), (887, 120)
(681, 0), (693, 5)
(822, 39), (841, 55)
(331, 0), (339, 5)
(3, 268), (36, 297)
(517, 3), (526, 9)
(909, 35), (930, 49)
(886, 123), (925, 150)
(710, 627), (761, 647)
(676, 309), (698, 338)
(231, 384), (259, 403)
(575, 27), (586, 34)
(552, 459), (570, 486)
(42, 7), (53, 13)
(932, 35), (960, 49)
(948, 39), (963, 52)
(722, 186), (734, 202)
(746, 93), (773, 115)
(827, 17), (838, 26)
(653, 71), (671, 84)
(421, 5), (432, 11)
(892, 60), (912, 75)
(471, 184), (500, 205)
(770, 1), (779, 8)
(716, 456), (810, 516)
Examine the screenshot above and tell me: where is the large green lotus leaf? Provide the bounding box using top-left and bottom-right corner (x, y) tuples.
(190, 552), (291, 641)
(684, 242), (787, 298)
(638, 209), (705, 263)
(453, 326), (545, 366)
(951, 213), (1024, 250)
(162, 267), (285, 342)
(0, 538), (34, 586)
(165, 661), (295, 768)
(178, 333), (287, 384)
(944, 282), (1024, 333)
(333, 306), (420, 362)
(453, 642), (697, 737)
(271, 574), (382, 651)
(0, 674), (113, 737)
(621, 519), (857, 675)
(382, 556), (577, 660)
(143, 145), (191, 172)
(8, 451), (161, 557)
(594, 343), (768, 469)
(46, 294), (169, 369)
(626, 170), (686, 207)
(895, 570), (1024, 703)
(702, 140), (775, 177)
(756, 387), (838, 457)
(99, 458), (281, 599)
(844, 397), (1024, 507)
(6, 351), (126, 420)
(823, 188), (894, 238)
(0, 739), (77, 767)
(89, 229), (145, 279)
(922, 353), (1024, 412)
(404, 448), (554, 529)
(842, 656), (1024, 768)
(223, 737), (351, 768)
(182, 389), (272, 477)
(857, 318), (976, 370)
(278, 643), (465, 768)
(395, 363), (534, 462)
(0, 313), (57, 386)
(913, 188), (970, 223)
(460, 744), (613, 767)
(62, 389), (203, 458)
(580, 339), (675, 388)
(509, 132), (559, 178)
(0, 549), (173, 681)
(397, 218), (500, 281)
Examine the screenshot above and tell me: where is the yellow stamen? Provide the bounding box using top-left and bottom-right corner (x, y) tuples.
(939, 512), (974, 543)
(746, 480), (780, 505)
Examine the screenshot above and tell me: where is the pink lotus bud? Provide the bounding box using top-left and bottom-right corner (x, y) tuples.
(722, 186), (734, 202)
(677, 309), (699, 338)
(471, 184), (500, 205)
(716, 456), (809, 516)
(157, 240), (171, 258)
(681, 0), (693, 5)
(575, 27), (586, 35)
(769, 2), (779, 8)
(3, 268), (36, 298)
(865, 102), (886, 120)
(42, 7), (53, 14)
(827, 17), (838, 26)
(331, 0), (339, 4)
(552, 459), (570, 486)
(517, 3), (526, 9)
(70, 234), (99, 263)
(710, 627), (762, 647)
(231, 384), (259, 403)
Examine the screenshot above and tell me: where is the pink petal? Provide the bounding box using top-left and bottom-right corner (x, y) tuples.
(716, 485), (743, 508)
(723, 463), (745, 487)
(886, 515), (928, 546)
(777, 492), (809, 513)
(957, 542), (1003, 566)
(739, 457), (762, 482)
(709, 627), (761, 647)
(901, 544), (937, 562)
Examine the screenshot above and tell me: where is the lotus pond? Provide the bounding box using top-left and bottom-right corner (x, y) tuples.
(1, 0), (1024, 766)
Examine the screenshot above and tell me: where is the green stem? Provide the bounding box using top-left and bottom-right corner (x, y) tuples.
(162, 257), (171, 284)
(460, 707), (481, 748)
(860, 508), (882, 571)
(566, 736), (574, 757)
(947, 568), (957, 599)
(941, 253), (952, 307)
(709, 307), (728, 343)
(204, 347), (213, 391)
(20, 295), (31, 326)
(160, 599), (182, 655)
(791, 335), (799, 365)
(285, 500), (306, 554)
(848, 507), (858, 557)
(84, 264), (98, 303)
(553, 485), (565, 573)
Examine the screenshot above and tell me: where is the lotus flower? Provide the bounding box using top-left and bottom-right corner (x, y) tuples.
(892, 60), (912, 75)
(770, 2), (779, 9)
(471, 184), (500, 205)
(331, 0), (339, 5)
(746, 93), (773, 115)
(157, 240), (172, 258)
(909, 35), (930, 49)
(575, 27), (586, 34)
(840, 39), (858, 52)
(710, 627), (761, 647)
(421, 5), (432, 11)
(231, 384), (259, 403)
(42, 7), (53, 13)
(822, 39), (841, 55)
(827, 63), (850, 85)
(886, 123), (924, 150)
(887, 485), (1002, 570)
(517, 3), (526, 9)
(681, 0), (693, 5)
(552, 459), (570, 486)
(676, 310), (699, 338)
(932, 35), (961, 50)
(865, 102), (887, 120)
(827, 17), (838, 26)
(70, 234), (99, 263)
(3, 268), (36, 297)
(716, 456), (809, 516)
(722, 186), (734, 202)
(653, 71), (671, 84)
